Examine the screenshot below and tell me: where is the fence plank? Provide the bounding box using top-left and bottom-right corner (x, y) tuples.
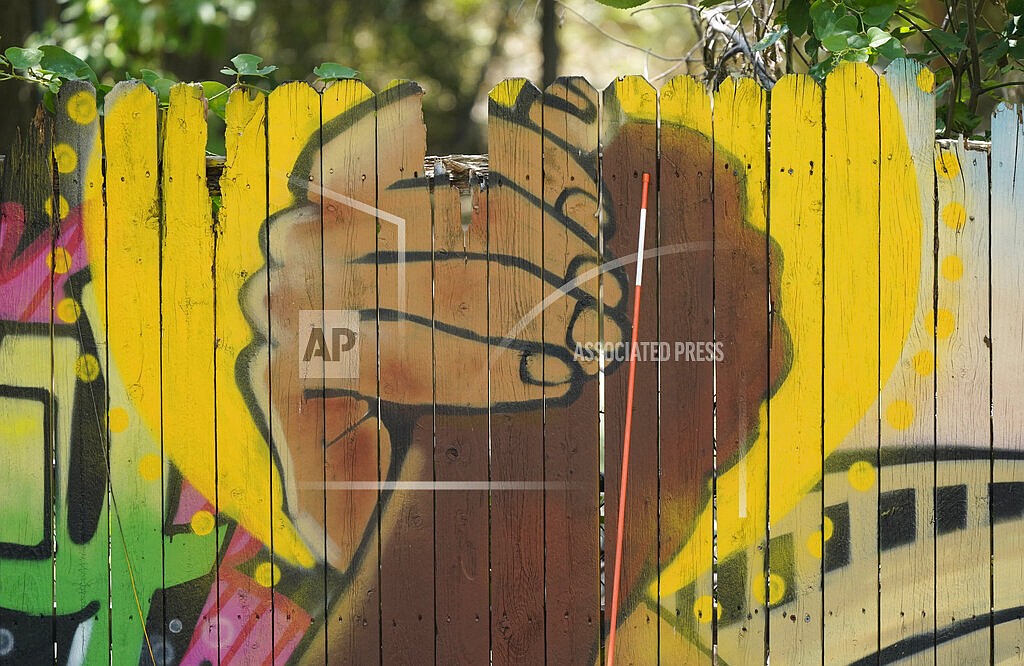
(0, 107), (58, 662)
(876, 60), (936, 665)
(99, 81), (162, 666)
(214, 86), (283, 665)
(600, 75), (659, 665)
(319, 78), (381, 665)
(487, 78), (546, 666)
(656, 73), (715, 665)
(821, 62), (881, 663)
(765, 73), (824, 665)
(159, 83), (219, 664)
(990, 102), (1024, 663)
(934, 140), (991, 663)
(433, 181), (490, 665)
(376, 80), (435, 665)
(711, 75), (770, 666)
(540, 76), (602, 665)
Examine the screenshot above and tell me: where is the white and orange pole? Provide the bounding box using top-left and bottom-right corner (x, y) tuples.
(605, 172), (650, 666)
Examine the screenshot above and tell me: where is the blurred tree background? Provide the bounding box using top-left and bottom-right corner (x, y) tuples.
(0, 0), (698, 154)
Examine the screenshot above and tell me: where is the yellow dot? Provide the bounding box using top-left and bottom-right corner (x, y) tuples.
(190, 510), (215, 536)
(848, 460), (876, 492)
(47, 247), (72, 275)
(139, 453), (162, 481)
(822, 516), (834, 541)
(752, 574), (787, 606)
(941, 255), (964, 282)
(807, 531), (823, 558)
(108, 407), (129, 433)
(56, 298), (80, 323)
(692, 594), (719, 624)
(886, 400), (915, 430)
(942, 202), (967, 231)
(912, 350), (934, 375)
(254, 561), (281, 588)
(53, 143), (78, 174)
(926, 308), (956, 339)
(74, 353), (99, 382)
(936, 152), (961, 180)
(916, 68), (935, 93)
(43, 195), (70, 222)
(67, 90), (97, 125)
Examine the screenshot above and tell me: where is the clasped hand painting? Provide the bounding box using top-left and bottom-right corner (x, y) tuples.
(2, 2), (1024, 664)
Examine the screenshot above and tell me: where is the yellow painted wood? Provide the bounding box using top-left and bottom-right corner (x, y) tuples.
(765, 73), (824, 665)
(822, 62), (880, 663)
(712, 75), (769, 666)
(934, 140), (991, 664)
(217, 86), (275, 661)
(101, 80), (165, 665)
(990, 102), (1024, 663)
(878, 59), (934, 665)
(303, 78), (381, 665)
(600, 74), (658, 666)
(656, 73), (715, 665)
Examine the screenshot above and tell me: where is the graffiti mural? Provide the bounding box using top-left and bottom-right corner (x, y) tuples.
(0, 60), (1022, 666)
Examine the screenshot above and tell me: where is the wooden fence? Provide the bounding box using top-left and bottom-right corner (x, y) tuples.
(0, 59), (1022, 665)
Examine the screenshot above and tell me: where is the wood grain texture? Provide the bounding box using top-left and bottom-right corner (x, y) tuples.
(822, 62), (881, 664)
(990, 102), (1024, 664)
(934, 140), (991, 664)
(877, 60), (936, 666)
(433, 182), (490, 665)
(600, 75), (659, 665)
(160, 83), (219, 664)
(376, 80), (435, 665)
(712, 75), (770, 666)
(541, 76), (602, 666)
(656, 74), (715, 665)
(487, 78), (546, 666)
(765, 73), (824, 666)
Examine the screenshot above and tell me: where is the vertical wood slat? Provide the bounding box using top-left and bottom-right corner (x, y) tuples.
(0, 104), (59, 661)
(934, 140), (991, 663)
(100, 81), (162, 665)
(600, 74), (659, 664)
(765, 73), (824, 665)
(877, 61), (936, 666)
(377, 80), (434, 664)
(656, 74), (715, 664)
(487, 78), (546, 666)
(51, 80), (111, 664)
(159, 83), (219, 665)
(822, 63), (881, 663)
(710, 75), (769, 666)
(433, 182), (490, 665)
(219, 86), (278, 664)
(990, 103), (1024, 663)
(540, 76), (602, 665)
(319, 79), (381, 665)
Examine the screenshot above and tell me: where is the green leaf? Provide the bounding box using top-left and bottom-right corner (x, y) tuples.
(4, 47), (43, 70)
(752, 27), (789, 52)
(201, 80), (229, 119)
(877, 37), (907, 59)
(139, 68), (162, 86)
(924, 29), (966, 54)
(313, 62), (359, 80)
(822, 31), (852, 51)
(866, 26), (891, 47)
(861, 1), (897, 26)
(39, 45), (97, 84)
(220, 67), (238, 76)
(787, 0), (811, 35)
(230, 53), (266, 75)
(151, 78), (175, 105)
(810, 0), (840, 32)
(592, 0), (650, 6)
(843, 48), (871, 62)
(808, 57), (836, 79)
